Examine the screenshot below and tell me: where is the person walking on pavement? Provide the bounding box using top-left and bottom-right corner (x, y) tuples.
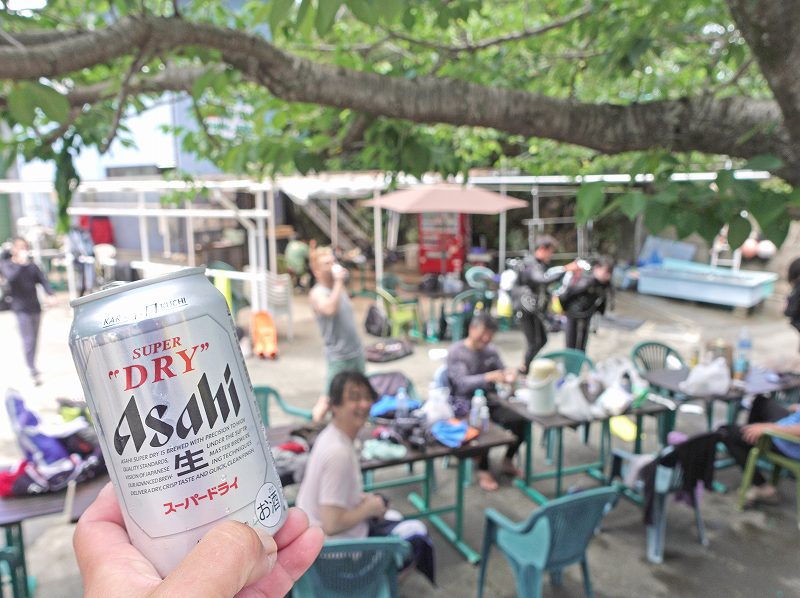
(0, 237), (56, 385)
(308, 246), (365, 421)
(511, 236), (578, 375)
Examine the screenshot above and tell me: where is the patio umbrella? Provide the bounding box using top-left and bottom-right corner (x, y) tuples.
(362, 184), (528, 285)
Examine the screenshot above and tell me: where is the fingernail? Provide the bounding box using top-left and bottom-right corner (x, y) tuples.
(255, 528), (278, 568)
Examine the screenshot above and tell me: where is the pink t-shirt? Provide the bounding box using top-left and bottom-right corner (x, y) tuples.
(296, 423), (367, 539)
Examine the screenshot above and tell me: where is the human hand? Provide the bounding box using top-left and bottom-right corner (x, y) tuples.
(741, 423), (776, 444)
(483, 370), (505, 384)
(74, 483), (324, 598)
(503, 368), (519, 384)
(332, 263), (348, 282)
(45, 295), (58, 308)
(361, 493), (387, 519)
(564, 260), (581, 272)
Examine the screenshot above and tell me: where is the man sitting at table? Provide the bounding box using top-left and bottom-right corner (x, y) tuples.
(296, 370), (435, 582)
(446, 313), (524, 491)
(718, 395), (800, 504)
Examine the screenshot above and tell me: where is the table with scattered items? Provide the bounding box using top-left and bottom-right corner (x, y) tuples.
(500, 396), (671, 504)
(269, 421), (515, 563)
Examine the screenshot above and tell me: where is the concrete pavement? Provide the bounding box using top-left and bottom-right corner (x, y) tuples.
(1, 283), (798, 597)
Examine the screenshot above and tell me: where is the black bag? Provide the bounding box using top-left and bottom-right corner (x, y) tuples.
(365, 303), (390, 337)
(365, 339), (414, 363)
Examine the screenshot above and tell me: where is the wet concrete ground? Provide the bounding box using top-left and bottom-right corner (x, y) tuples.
(1, 283), (798, 597)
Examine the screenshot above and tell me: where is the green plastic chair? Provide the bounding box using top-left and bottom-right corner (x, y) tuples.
(630, 341), (685, 375)
(738, 429), (800, 529)
(380, 273), (418, 299)
(446, 289), (485, 341)
(609, 432), (719, 563)
(541, 349), (595, 376)
(478, 486), (618, 598)
(252, 385), (312, 428)
(375, 287), (422, 338)
(293, 536), (411, 598)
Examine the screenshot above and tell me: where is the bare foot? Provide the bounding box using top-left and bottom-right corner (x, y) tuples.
(500, 459), (522, 478)
(477, 470), (499, 491)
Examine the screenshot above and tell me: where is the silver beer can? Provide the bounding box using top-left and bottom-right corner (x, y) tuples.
(69, 267), (287, 576)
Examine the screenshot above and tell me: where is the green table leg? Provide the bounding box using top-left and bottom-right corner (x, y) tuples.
(523, 422), (533, 486)
(634, 414), (643, 454)
(4, 524), (28, 598)
(406, 458), (480, 563)
(555, 429), (564, 497)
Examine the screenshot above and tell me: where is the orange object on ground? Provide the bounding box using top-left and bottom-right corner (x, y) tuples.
(252, 311), (278, 359)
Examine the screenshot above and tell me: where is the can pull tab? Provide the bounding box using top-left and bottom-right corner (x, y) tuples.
(100, 281), (128, 291)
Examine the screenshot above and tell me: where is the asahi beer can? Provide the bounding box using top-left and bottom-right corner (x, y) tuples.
(69, 267), (287, 576)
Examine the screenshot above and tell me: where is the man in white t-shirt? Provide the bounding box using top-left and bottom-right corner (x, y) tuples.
(296, 370), (385, 537)
(296, 371), (435, 583)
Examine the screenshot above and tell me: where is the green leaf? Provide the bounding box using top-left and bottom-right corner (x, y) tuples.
(269, 0), (293, 32)
(7, 85), (36, 127)
(191, 70), (220, 99)
(379, 0), (404, 22)
(296, 0), (313, 30)
(743, 154), (784, 172)
(761, 216), (790, 247)
(727, 216), (752, 250)
(643, 201), (671, 233)
(347, 0), (378, 25)
(28, 82), (70, 123)
(619, 191), (646, 220)
(715, 169), (736, 200)
(747, 191), (785, 226)
(315, 0), (341, 36)
(696, 210), (723, 245)
(575, 182), (605, 225)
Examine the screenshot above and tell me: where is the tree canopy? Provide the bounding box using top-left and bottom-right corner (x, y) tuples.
(0, 0), (798, 245)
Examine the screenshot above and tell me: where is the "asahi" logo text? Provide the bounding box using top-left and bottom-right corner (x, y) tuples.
(114, 365), (241, 456)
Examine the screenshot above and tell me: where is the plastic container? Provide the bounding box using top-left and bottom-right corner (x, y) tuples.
(524, 358), (558, 415)
(396, 386), (409, 418)
(733, 327), (752, 381)
(470, 389), (486, 427)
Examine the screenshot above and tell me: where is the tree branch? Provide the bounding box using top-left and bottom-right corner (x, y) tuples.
(190, 95), (222, 150)
(383, 2), (593, 54)
(99, 49), (150, 153)
(726, 0), (800, 143)
(0, 14), (796, 181)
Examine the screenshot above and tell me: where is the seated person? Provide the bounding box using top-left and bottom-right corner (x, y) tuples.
(296, 371), (434, 583)
(446, 313), (524, 491)
(718, 395), (800, 503)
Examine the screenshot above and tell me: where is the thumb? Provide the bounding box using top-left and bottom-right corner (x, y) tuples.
(152, 521), (277, 598)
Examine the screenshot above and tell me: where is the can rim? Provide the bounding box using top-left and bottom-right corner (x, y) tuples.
(70, 266), (207, 307)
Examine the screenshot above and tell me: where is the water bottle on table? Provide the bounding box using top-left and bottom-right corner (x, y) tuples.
(396, 386), (409, 418)
(733, 327), (752, 383)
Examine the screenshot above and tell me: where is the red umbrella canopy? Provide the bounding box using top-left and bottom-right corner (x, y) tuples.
(362, 184), (527, 214)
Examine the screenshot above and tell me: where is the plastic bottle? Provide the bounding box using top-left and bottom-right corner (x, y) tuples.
(733, 327), (752, 381)
(479, 405), (490, 431)
(396, 386), (409, 418)
(470, 388), (485, 427)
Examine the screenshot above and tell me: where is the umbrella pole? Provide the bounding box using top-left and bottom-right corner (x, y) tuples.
(499, 210), (507, 271)
(373, 190), (383, 289)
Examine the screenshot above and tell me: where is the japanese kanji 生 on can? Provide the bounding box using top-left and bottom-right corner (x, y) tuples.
(69, 267), (287, 576)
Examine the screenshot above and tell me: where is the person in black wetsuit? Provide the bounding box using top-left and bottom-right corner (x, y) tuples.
(511, 236), (578, 374)
(559, 256), (613, 352)
(0, 237), (55, 385)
